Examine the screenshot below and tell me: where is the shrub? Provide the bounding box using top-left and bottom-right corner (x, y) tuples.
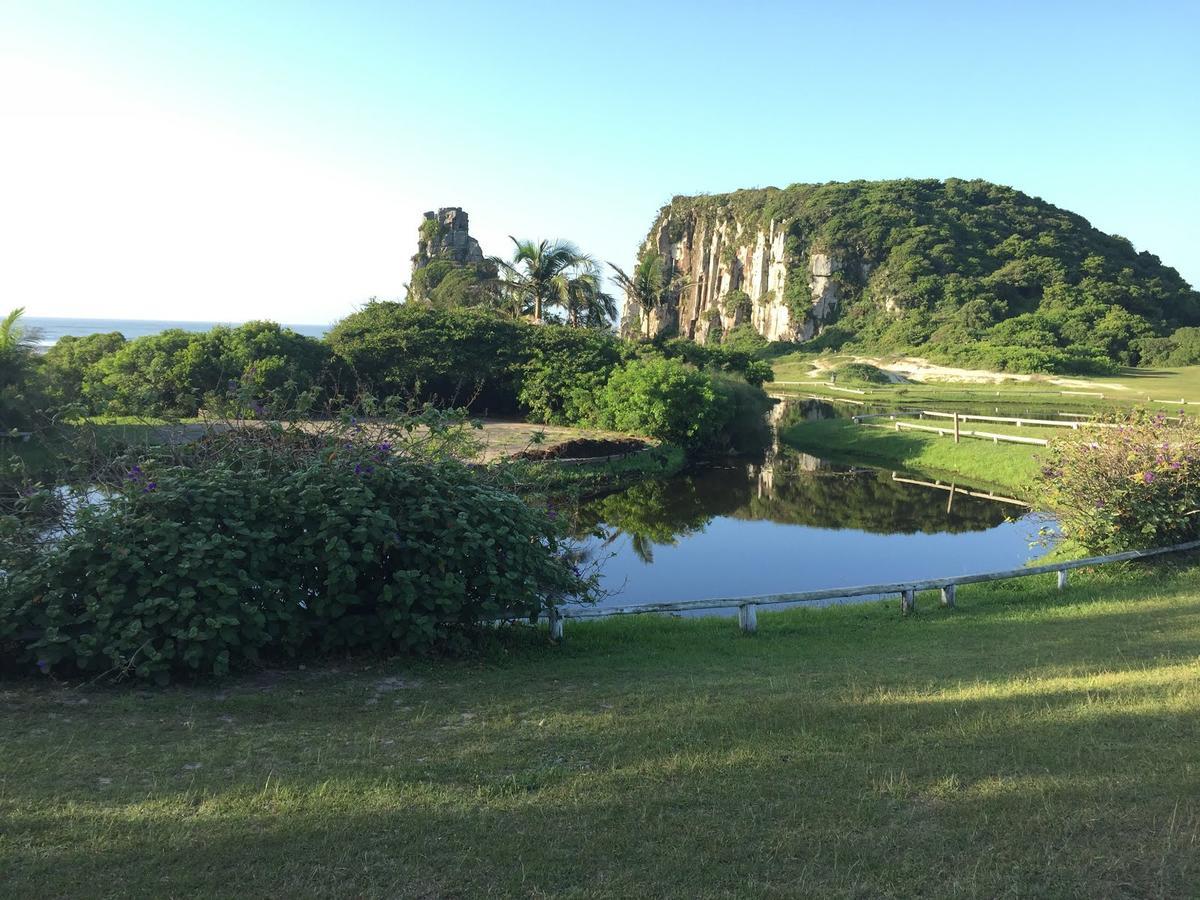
(1038, 412), (1200, 553)
(91, 323), (331, 417)
(654, 337), (772, 386)
(2, 419), (592, 682)
(517, 325), (626, 424)
(829, 362), (891, 384)
(596, 357), (732, 448)
(39, 331), (126, 414)
(327, 304), (525, 414)
(723, 324), (768, 354)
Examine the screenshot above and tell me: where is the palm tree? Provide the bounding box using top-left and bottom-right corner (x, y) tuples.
(609, 253), (666, 331)
(493, 238), (588, 323)
(0, 307), (32, 352)
(564, 259), (618, 329)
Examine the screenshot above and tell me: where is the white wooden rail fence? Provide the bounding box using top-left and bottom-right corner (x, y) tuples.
(545, 540), (1200, 641)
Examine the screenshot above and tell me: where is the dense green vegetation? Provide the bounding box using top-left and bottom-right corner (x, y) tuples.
(653, 178), (1200, 372)
(0, 413), (592, 683)
(0, 308), (43, 429)
(1039, 412), (1200, 552)
(4, 305), (769, 454)
(4, 561), (1199, 896)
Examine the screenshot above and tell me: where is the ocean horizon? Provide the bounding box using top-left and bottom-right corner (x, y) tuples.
(23, 316), (330, 347)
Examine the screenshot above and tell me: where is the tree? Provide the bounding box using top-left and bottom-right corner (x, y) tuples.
(563, 259), (618, 329)
(0, 308), (43, 428)
(609, 252), (666, 332)
(493, 238), (589, 323)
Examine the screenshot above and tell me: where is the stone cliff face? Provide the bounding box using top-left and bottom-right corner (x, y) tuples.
(412, 207), (483, 272)
(408, 207), (497, 306)
(625, 207), (854, 344)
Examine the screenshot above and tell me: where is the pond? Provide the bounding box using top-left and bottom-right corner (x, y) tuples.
(572, 400), (1050, 613)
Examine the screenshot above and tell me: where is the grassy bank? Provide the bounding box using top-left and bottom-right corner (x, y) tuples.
(3, 560), (1199, 897)
(783, 418), (1040, 496)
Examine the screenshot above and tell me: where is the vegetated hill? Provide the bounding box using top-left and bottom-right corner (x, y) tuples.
(624, 178), (1200, 373)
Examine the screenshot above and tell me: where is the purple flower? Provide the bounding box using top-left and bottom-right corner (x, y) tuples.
(252, 400), (266, 416)
(143, 481), (157, 493)
(1171, 461), (1181, 470)
(36, 659), (50, 674)
(1095, 499), (1106, 508)
(227, 379), (239, 390)
(1143, 471), (1155, 484)
(126, 466), (142, 481)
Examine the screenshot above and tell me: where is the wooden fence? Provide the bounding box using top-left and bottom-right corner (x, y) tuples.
(547, 540), (1200, 640)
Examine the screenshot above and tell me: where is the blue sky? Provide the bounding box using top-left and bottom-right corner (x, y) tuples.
(2, 0), (1197, 324)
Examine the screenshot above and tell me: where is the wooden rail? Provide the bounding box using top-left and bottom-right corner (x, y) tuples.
(879, 419), (1050, 446)
(547, 540), (1200, 640)
(889, 473), (1030, 507)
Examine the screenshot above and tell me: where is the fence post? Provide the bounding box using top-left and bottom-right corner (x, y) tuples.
(940, 585), (956, 608)
(548, 607), (564, 642)
(953, 411), (960, 443)
(900, 589), (916, 615)
(738, 603), (758, 634)
(1056, 570), (1068, 591)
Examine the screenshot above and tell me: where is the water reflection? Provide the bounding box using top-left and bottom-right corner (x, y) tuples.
(578, 452), (1018, 565)
(574, 397), (1046, 609)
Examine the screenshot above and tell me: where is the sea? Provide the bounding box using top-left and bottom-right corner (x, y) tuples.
(24, 317), (330, 348)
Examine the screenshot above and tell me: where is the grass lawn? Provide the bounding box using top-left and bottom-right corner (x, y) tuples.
(770, 352), (1200, 411)
(3, 562), (1200, 897)
(782, 418), (1041, 496)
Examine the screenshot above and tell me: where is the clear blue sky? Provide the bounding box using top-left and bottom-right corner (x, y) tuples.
(3, 0), (1197, 324)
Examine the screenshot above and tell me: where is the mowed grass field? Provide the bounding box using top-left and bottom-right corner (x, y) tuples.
(769, 352), (1200, 410)
(3, 561), (1200, 898)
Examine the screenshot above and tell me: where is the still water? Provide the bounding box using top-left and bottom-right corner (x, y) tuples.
(575, 401), (1047, 612)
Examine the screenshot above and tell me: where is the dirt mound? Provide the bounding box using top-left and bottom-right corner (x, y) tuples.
(516, 437), (648, 461)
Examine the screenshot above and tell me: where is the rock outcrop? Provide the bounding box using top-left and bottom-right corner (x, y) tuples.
(624, 206), (853, 343)
(408, 207), (496, 306)
(412, 207), (484, 272)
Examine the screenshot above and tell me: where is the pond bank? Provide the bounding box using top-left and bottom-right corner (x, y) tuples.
(781, 418), (1040, 497)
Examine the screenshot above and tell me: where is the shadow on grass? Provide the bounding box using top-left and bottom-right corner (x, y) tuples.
(3, 561), (1200, 897)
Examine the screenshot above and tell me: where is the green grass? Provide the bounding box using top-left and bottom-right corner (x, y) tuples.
(3, 562), (1200, 897)
(770, 352), (1200, 411)
(783, 418), (1041, 496)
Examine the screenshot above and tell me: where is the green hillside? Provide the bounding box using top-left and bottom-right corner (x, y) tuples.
(648, 179), (1199, 373)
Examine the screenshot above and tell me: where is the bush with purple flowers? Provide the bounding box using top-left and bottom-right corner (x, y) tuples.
(1038, 411), (1200, 553)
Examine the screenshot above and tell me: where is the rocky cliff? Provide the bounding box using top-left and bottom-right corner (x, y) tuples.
(621, 179), (1200, 364)
(408, 207), (496, 307)
(629, 213), (841, 343)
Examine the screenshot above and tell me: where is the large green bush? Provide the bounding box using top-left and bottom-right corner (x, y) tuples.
(327, 303), (525, 413)
(517, 325), (627, 424)
(2, 425), (591, 682)
(89, 323), (330, 417)
(39, 331), (127, 414)
(1038, 412), (1200, 553)
(596, 357), (733, 448)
